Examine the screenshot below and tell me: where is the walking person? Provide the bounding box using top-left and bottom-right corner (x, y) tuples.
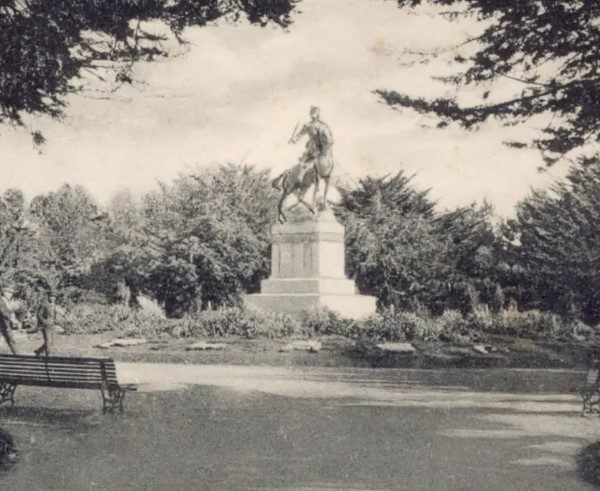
(35, 291), (57, 357)
(0, 287), (18, 355)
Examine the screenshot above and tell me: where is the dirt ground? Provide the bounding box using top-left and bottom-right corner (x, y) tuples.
(0, 363), (597, 490)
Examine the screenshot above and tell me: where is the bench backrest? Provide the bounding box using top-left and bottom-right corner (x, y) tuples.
(0, 354), (118, 389)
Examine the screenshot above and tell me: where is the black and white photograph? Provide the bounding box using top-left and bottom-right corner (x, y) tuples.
(0, 0), (599, 489)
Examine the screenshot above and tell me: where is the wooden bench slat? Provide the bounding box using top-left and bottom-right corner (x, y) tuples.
(0, 365), (117, 374)
(0, 368), (116, 376)
(6, 368), (108, 375)
(0, 368), (111, 376)
(0, 363), (116, 370)
(6, 379), (107, 389)
(0, 367), (116, 377)
(2, 372), (104, 381)
(0, 360), (116, 369)
(0, 364), (116, 372)
(0, 354), (114, 364)
(0, 376), (105, 384)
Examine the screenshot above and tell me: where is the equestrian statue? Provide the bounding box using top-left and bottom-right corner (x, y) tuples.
(272, 106), (335, 223)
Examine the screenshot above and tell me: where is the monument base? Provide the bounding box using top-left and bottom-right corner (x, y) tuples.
(244, 292), (377, 320)
(244, 206), (377, 320)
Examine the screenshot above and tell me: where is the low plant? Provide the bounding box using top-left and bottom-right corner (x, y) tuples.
(499, 309), (561, 338)
(467, 305), (499, 333)
(346, 310), (439, 342)
(299, 307), (352, 337)
(187, 306), (300, 339)
(62, 304), (167, 336)
(437, 309), (468, 334)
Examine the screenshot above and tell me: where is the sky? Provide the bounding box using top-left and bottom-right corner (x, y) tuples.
(0, 0), (567, 216)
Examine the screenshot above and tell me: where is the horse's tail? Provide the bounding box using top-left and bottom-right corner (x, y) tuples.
(272, 172), (285, 190)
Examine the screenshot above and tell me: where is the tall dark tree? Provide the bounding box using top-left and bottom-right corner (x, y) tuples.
(434, 202), (504, 313)
(0, 0), (297, 137)
(0, 189), (41, 283)
(379, 1), (600, 165)
(511, 155), (600, 323)
(336, 172), (448, 311)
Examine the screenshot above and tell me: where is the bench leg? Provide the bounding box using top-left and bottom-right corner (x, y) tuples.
(101, 385), (127, 414)
(582, 389), (600, 416)
(0, 383), (16, 405)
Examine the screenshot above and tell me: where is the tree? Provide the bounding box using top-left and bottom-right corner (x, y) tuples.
(85, 189), (150, 302)
(337, 172), (505, 314)
(29, 184), (110, 294)
(379, 1), (600, 165)
(0, 188), (38, 280)
(0, 0), (297, 137)
(510, 154), (600, 323)
(337, 172), (449, 311)
(141, 164), (277, 315)
(0, 189), (55, 315)
(434, 202), (504, 313)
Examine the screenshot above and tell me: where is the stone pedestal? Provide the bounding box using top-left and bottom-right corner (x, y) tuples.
(245, 208), (376, 319)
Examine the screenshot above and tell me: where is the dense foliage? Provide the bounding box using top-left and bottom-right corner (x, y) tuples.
(0, 0), (297, 136)
(1, 158), (600, 332)
(379, 1), (600, 164)
(337, 172), (503, 314)
(507, 155), (600, 324)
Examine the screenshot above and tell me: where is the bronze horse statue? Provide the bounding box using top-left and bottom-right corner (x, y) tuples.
(272, 158), (334, 223)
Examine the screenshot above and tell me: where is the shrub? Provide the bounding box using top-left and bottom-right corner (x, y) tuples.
(299, 307), (352, 337)
(187, 306), (300, 339)
(399, 312), (439, 341)
(468, 306), (500, 333)
(572, 320), (595, 340)
(346, 313), (403, 341)
(62, 304), (167, 336)
(500, 309), (561, 338)
(61, 302), (304, 339)
(437, 309), (468, 334)
(348, 310), (439, 342)
(137, 294), (166, 318)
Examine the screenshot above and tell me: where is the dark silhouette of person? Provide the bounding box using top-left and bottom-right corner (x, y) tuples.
(0, 288), (18, 355)
(35, 292), (56, 357)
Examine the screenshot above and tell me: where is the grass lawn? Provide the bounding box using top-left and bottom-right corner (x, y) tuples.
(5, 328), (598, 370)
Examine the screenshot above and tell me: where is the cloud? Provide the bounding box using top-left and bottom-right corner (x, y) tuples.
(0, 0), (554, 216)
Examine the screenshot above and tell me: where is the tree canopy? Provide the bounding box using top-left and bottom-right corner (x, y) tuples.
(378, 1), (600, 165)
(0, 0), (297, 136)
(336, 172), (502, 313)
(508, 154), (600, 323)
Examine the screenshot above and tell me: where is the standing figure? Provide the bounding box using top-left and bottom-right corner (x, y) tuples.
(0, 287), (18, 355)
(35, 292), (56, 357)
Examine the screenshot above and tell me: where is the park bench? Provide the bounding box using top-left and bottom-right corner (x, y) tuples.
(0, 354), (137, 414)
(581, 360), (600, 416)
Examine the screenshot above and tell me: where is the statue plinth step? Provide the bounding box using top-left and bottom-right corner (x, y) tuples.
(261, 277), (356, 295)
(244, 293), (377, 320)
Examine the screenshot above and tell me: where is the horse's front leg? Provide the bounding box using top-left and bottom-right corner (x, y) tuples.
(278, 194), (287, 223)
(323, 177), (330, 205)
(312, 176), (320, 210)
(296, 188), (315, 215)
(298, 197), (315, 215)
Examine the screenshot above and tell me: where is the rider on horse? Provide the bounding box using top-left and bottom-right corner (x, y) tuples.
(272, 107), (335, 222)
(289, 106), (334, 182)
